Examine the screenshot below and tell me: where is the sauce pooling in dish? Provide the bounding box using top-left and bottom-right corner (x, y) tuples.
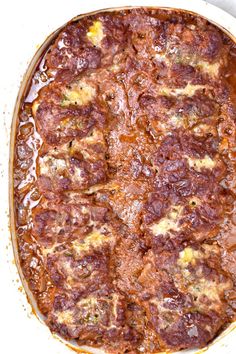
(13, 8), (236, 353)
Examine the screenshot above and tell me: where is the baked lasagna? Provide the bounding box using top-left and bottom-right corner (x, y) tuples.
(13, 7), (236, 353)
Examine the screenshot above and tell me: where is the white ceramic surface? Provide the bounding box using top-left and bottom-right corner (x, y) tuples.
(1, 1), (236, 353)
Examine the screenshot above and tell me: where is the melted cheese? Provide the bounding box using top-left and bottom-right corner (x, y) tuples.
(150, 298), (179, 330)
(154, 53), (167, 61)
(111, 293), (119, 318)
(178, 247), (201, 267)
(80, 129), (104, 145)
(187, 155), (216, 171)
(78, 296), (98, 308)
(202, 243), (219, 256)
(41, 243), (58, 257)
(176, 244), (231, 311)
(59, 116), (83, 130)
(87, 21), (104, 46)
(62, 80), (96, 106)
(72, 166), (84, 181)
(178, 244), (219, 269)
(41, 226), (112, 257)
(67, 130), (105, 160)
(109, 64), (120, 73)
(169, 115), (184, 128)
(160, 83), (206, 97)
(197, 60), (220, 77)
(189, 279), (226, 304)
(72, 230), (109, 253)
(39, 156), (67, 175)
(56, 297), (99, 326)
(84, 181), (120, 195)
(57, 309), (74, 324)
(192, 124), (215, 136)
(150, 205), (183, 236)
(156, 45), (220, 78)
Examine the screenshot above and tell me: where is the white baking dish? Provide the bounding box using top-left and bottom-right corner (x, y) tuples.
(7, 1), (236, 353)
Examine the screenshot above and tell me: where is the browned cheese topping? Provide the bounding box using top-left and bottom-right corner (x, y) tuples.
(13, 8), (236, 353)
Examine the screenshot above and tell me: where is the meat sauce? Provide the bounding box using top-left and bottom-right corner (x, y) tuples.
(13, 8), (236, 353)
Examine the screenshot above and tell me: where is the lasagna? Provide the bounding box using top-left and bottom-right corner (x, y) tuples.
(13, 7), (236, 353)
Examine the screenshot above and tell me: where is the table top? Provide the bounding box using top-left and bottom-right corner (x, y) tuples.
(207, 0), (236, 17)
(0, 1), (235, 354)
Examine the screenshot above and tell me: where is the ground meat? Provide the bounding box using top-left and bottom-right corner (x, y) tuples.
(13, 7), (236, 354)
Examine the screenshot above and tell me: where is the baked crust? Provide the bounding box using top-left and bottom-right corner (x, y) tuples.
(13, 8), (236, 353)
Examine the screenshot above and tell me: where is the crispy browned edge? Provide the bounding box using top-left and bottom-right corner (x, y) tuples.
(8, 5), (236, 353)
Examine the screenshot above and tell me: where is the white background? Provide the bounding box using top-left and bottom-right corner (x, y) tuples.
(0, 1), (236, 353)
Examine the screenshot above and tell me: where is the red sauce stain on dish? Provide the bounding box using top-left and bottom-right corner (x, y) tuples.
(12, 7), (236, 353)
(18, 286), (23, 292)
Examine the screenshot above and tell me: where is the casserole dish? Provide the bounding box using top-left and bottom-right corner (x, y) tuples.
(8, 0), (236, 353)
